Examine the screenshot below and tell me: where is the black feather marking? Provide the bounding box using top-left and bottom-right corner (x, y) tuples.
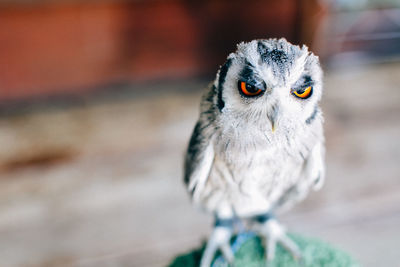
(224, 139), (230, 151)
(303, 75), (313, 86)
(207, 85), (217, 103)
(257, 41), (268, 58)
(217, 58), (233, 111)
(258, 41), (288, 64)
(199, 121), (212, 131)
(306, 106), (319, 124)
(239, 63), (266, 94)
(184, 121), (210, 189)
(314, 172), (321, 186)
(257, 40), (293, 80)
(240, 64), (255, 82)
(293, 75), (314, 89)
(184, 91), (215, 194)
(268, 49), (288, 64)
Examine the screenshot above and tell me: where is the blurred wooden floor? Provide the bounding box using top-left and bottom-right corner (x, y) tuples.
(0, 62), (399, 267)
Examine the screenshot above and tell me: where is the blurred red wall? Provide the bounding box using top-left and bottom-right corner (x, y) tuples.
(0, 0), (324, 101)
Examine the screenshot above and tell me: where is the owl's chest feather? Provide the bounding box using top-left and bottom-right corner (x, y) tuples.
(211, 115), (313, 194)
(215, 117), (308, 164)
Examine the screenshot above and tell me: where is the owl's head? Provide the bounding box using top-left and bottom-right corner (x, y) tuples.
(214, 38), (323, 130)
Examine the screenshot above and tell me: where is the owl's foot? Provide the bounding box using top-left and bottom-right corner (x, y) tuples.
(200, 218), (234, 267)
(256, 217), (302, 264)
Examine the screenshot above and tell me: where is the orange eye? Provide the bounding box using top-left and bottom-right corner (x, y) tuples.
(239, 81), (263, 97)
(293, 86), (312, 99)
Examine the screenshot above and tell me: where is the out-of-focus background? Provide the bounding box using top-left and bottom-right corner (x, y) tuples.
(1, 0), (400, 266)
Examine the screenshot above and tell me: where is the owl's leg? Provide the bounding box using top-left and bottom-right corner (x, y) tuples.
(200, 217), (234, 267)
(255, 214), (301, 264)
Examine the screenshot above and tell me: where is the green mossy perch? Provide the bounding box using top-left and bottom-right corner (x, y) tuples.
(169, 233), (359, 267)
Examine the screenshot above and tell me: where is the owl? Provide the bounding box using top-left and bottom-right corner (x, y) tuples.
(184, 38), (325, 266)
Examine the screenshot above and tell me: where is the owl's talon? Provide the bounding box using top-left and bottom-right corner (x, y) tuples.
(279, 233), (302, 259)
(200, 224), (234, 267)
(257, 218), (302, 264)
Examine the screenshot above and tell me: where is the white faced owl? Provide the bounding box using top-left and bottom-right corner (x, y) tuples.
(184, 38), (325, 266)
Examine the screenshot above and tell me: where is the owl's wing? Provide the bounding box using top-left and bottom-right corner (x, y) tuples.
(275, 141), (325, 212)
(306, 141), (325, 190)
(184, 86), (217, 200)
(184, 121), (214, 199)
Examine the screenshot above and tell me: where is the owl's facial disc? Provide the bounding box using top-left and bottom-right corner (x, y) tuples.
(216, 38), (322, 128)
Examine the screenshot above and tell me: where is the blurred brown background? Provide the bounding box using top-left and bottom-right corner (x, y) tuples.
(0, 0), (323, 100)
(0, 0), (400, 266)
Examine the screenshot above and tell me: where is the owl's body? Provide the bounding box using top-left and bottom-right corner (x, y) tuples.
(184, 38), (325, 266)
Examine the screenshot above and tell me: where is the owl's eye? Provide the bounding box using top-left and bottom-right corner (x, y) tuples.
(292, 86), (312, 99)
(238, 81), (263, 97)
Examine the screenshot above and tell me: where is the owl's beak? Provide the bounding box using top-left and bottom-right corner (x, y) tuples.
(268, 106), (278, 133)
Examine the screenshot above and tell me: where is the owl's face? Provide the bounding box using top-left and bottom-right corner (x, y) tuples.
(215, 38), (323, 130)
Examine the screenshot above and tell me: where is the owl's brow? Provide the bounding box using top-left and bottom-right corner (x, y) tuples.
(302, 75), (314, 87)
(239, 61), (266, 90)
(240, 63), (255, 82)
(293, 75), (314, 90)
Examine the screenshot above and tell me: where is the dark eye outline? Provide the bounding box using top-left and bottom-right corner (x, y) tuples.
(238, 81), (264, 97)
(292, 86), (312, 99)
